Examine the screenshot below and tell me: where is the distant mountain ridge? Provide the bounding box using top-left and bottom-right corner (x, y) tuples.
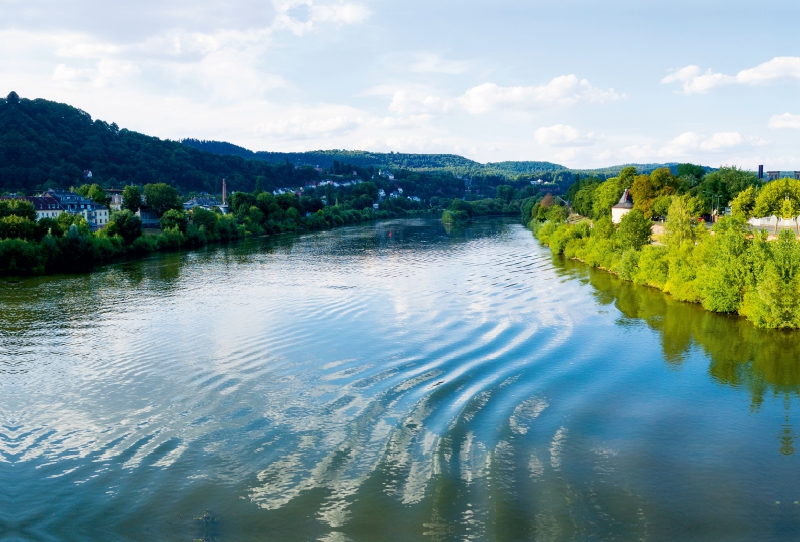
(180, 139), (689, 178)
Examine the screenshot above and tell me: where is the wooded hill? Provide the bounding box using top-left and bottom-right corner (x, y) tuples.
(182, 139), (692, 181)
(0, 91), (706, 197)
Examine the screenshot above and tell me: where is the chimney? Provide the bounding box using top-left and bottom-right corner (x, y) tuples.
(758, 165), (764, 180)
(222, 179), (227, 205)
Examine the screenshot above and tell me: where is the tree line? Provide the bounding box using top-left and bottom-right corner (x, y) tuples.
(0, 179), (434, 275)
(532, 166), (800, 329)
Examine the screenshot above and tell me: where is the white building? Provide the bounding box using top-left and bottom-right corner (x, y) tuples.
(611, 189), (633, 224)
(26, 196), (65, 220)
(42, 189), (109, 230)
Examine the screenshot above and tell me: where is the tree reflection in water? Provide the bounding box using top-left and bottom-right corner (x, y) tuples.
(561, 257), (800, 456)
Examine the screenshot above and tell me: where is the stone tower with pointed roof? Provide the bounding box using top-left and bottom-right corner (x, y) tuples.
(611, 189), (633, 224)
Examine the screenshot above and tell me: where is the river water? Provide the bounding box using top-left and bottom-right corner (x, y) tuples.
(1, 218), (799, 541)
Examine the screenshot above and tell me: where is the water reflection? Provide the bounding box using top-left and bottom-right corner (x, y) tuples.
(3, 219), (800, 541)
(556, 256), (800, 455)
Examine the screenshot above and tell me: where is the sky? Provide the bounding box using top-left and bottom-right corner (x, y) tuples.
(2, 0), (800, 169)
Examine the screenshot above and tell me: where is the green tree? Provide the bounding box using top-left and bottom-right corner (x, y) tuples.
(617, 209), (652, 251)
(160, 209), (188, 233)
(695, 217), (750, 313)
(630, 174), (655, 217)
(741, 229), (800, 329)
(571, 182), (600, 217)
(0, 199), (36, 221)
(495, 185), (516, 203)
(121, 185), (142, 214)
(76, 183), (110, 207)
(754, 179), (800, 232)
(143, 183), (181, 217)
(0, 215), (36, 240)
(652, 195), (673, 218)
(190, 208), (219, 232)
(351, 182), (379, 201)
(664, 195), (700, 249)
(230, 192), (257, 214)
(592, 177), (625, 219)
(107, 210), (142, 245)
(677, 163), (706, 182)
(696, 167), (759, 214)
(618, 166), (637, 189)
(730, 185), (757, 220)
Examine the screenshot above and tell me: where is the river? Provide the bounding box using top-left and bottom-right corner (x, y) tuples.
(1, 218), (799, 541)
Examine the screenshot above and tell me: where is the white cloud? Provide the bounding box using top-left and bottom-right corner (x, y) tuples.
(534, 124), (594, 147)
(458, 75), (622, 114)
(272, 0), (369, 35)
(769, 112), (800, 129)
(661, 65), (701, 84)
(52, 59), (140, 88)
(621, 131), (766, 160)
(620, 144), (656, 160)
(593, 150), (611, 162)
(659, 131), (759, 156)
(310, 2), (370, 24)
(663, 57), (800, 94)
(256, 114), (362, 139)
(388, 90), (449, 115)
(0, 0), (279, 41)
(699, 131), (745, 151)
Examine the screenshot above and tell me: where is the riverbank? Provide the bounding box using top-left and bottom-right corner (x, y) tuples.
(0, 205), (440, 276)
(532, 211), (800, 330)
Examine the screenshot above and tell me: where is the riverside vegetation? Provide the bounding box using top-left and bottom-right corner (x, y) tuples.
(0, 179), (538, 275)
(533, 165), (800, 329)
(0, 182), (434, 275)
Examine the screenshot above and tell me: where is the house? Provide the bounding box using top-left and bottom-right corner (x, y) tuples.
(107, 189), (124, 211)
(25, 196), (65, 220)
(408, 196), (421, 202)
(611, 189), (633, 224)
(43, 189), (109, 230)
(137, 206), (161, 228)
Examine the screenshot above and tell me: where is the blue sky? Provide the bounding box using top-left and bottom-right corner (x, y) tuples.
(2, 0), (800, 169)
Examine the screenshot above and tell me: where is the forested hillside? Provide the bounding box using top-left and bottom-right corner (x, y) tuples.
(182, 139), (694, 181)
(0, 93), (319, 194)
(1, 91), (710, 199)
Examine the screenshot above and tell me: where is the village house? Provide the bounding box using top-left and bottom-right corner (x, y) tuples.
(107, 189), (124, 211)
(26, 195), (65, 220)
(42, 189), (109, 230)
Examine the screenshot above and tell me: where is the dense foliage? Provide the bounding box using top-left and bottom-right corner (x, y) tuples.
(0, 184), (433, 275)
(563, 165), (759, 220)
(441, 185), (539, 224)
(0, 93), (324, 195)
(532, 171), (800, 330)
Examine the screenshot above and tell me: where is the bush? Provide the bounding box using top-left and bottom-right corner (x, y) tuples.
(107, 210), (142, 245)
(617, 209), (652, 251)
(0, 239), (43, 275)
